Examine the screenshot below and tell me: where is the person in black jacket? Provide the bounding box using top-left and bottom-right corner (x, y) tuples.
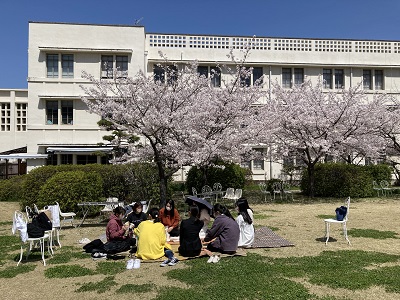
(178, 206), (204, 257)
(126, 202), (148, 228)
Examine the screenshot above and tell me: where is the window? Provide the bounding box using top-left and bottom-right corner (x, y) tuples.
(101, 55), (114, 79)
(253, 67), (263, 86)
(294, 68), (304, 86)
(154, 65), (165, 83)
(16, 103), (27, 131)
(61, 154), (73, 164)
(46, 101), (58, 125)
(61, 101), (73, 124)
(375, 70), (384, 90)
(252, 148), (265, 170)
(197, 66), (208, 78)
(1, 103), (10, 131)
(210, 66), (221, 87)
(61, 54), (74, 78)
(116, 55), (128, 78)
(335, 69), (344, 89)
(46, 54), (59, 78)
(363, 70), (372, 90)
(46, 100), (73, 125)
(47, 153), (57, 166)
(77, 155), (98, 165)
(323, 69), (332, 89)
(240, 161), (251, 169)
(282, 68), (292, 88)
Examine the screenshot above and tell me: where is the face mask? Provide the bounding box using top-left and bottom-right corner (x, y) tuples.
(166, 207), (172, 211)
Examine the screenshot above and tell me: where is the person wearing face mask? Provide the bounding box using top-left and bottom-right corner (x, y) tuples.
(159, 199), (180, 237)
(126, 202), (148, 228)
(104, 206), (137, 254)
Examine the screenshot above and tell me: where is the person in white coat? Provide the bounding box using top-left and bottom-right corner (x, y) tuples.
(235, 198), (254, 248)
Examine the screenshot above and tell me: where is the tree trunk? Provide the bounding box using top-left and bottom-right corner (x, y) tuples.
(307, 163), (316, 197)
(156, 160), (168, 208)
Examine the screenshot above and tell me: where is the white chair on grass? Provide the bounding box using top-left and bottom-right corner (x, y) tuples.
(372, 181), (383, 197)
(192, 187), (198, 196)
(141, 199), (152, 214)
(222, 188), (235, 200)
(201, 185), (213, 201)
(44, 204), (62, 248)
(55, 202), (76, 228)
(100, 197), (119, 218)
(213, 183), (222, 202)
(324, 197), (351, 245)
(282, 182), (293, 201)
(12, 211), (51, 266)
(380, 180), (393, 196)
(232, 188), (242, 201)
(259, 182), (269, 202)
(271, 182), (282, 200)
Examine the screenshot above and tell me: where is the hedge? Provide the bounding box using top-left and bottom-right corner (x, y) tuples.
(300, 163), (392, 198)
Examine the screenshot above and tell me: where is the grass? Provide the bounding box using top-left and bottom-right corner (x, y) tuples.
(347, 228), (399, 239)
(76, 276), (117, 293)
(44, 264), (96, 278)
(116, 283), (156, 294)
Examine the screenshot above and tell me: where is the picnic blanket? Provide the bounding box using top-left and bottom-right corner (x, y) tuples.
(251, 226), (294, 248)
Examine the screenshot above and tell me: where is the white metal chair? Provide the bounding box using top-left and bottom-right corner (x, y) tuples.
(213, 182), (223, 202)
(281, 182), (293, 201)
(222, 188), (235, 200)
(372, 180), (383, 197)
(232, 188), (242, 201)
(258, 182), (269, 202)
(44, 204), (62, 248)
(192, 187), (198, 196)
(201, 185), (213, 201)
(141, 199), (152, 214)
(324, 197), (351, 245)
(12, 211), (51, 266)
(55, 201), (76, 228)
(271, 182), (282, 200)
(380, 180), (393, 196)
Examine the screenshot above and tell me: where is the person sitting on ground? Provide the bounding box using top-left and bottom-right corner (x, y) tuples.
(126, 202), (148, 228)
(159, 199), (180, 237)
(134, 207), (179, 267)
(105, 206), (137, 255)
(179, 205), (205, 257)
(190, 201), (211, 238)
(203, 203), (240, 262)
(235, 197), (254, 248)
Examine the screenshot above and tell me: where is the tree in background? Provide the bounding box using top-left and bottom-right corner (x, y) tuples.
(260, 79), (391, 197)
(81, 45), (271, 206)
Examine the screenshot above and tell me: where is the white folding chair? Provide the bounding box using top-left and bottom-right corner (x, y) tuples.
(324, 197), (351, 245)
(222, 188), (235, 200)
(12, 211), (51, 266)
(44, 204), (62, 248)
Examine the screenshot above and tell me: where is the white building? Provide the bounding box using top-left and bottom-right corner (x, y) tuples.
(1, 21), (400, 180)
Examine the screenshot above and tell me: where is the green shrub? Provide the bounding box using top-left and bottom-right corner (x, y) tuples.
(300, 163), (392, 198)
(186, 161), (246, 193)
(36, 170), (103, 211)
(0, 175), (27, 202)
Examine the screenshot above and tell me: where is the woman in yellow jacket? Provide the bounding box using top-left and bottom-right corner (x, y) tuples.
(134, 207), (179, 267)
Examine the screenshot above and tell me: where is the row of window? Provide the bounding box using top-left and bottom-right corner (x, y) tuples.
(46, 54), (129, 79)
(47, 153), (110, 165)
(0, 103), (27, 131)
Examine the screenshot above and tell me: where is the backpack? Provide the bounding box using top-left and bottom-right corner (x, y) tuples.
(335, 206), (347, 221)
(27, 222), (45, 238)
(32, 212), (53, 231)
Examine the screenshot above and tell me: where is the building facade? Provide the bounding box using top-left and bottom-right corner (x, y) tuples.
(2, 21), (400, 180)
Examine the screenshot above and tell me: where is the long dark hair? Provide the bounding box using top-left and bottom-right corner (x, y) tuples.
(236, 198), (253, 224)
(213, 203), (235, 220)
(148, 207), (160, 223)
(189, 205), (200, 220)
(164, 199), (175, 218)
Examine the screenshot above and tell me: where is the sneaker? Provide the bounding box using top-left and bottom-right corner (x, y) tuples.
(212, 255), (220, 263)
(133, 259), (141, 269)
(207, 255), (214, 263)
(160, 259), (170, 267)
(92, 252), (107, 260)
(168, 257), (179, 266)
(126, 259), (134, 270)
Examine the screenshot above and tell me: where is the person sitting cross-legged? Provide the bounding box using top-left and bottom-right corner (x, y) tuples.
(134, 208), (179, 267)
(179, 205), (206, 257)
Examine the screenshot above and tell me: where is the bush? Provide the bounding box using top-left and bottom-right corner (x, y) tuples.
(0, 175), (27, 202)
(186, 161), (246, 193)
(300, 163), (392, 198)
(36, 171), (103, 212)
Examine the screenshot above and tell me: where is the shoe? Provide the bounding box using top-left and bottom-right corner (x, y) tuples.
(129, 246), (137, 254)
(133, 259), (140, 269)
(92, 252), (107, 260)
(207, 255), (214, 263)
(126, 259), (134, 270)
(168, 257), (179, 266)
(212, 255), (220, 263)
(160, 259), (170, 267)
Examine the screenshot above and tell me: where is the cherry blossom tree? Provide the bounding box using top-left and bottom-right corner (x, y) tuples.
(260, 79), (390, 197)
(81, 47), (270, 206)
